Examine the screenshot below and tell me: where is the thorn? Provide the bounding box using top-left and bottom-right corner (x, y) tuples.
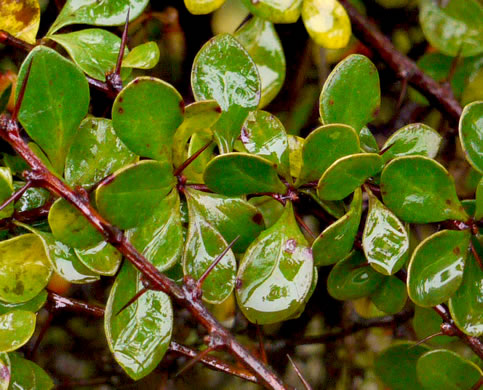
(287, 354), (312, 390)
(12, 59), (34, 122)
(196, 235), (239, 291)
(115, 286), (149, 316)
(410, 331), (444, 348)
(115, 8), (130, 76)
(255, 323), (267, 364)
(396, 77), (408, 111)
(173, 140), (213, 177)
(0, 181), (32, 212)
(175, 346), (215, 378)
(294, 212), (316, 240)
(470, 241), (483, 272)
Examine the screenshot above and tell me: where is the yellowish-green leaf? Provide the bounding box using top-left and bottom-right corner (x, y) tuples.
(0, 0), (40, 44)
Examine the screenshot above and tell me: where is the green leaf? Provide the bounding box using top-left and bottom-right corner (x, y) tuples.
(17, 46), (89, 174)
(172, 101), (219, 167)
(75, 241), (122, 276)
(241, 0), (302, 23)
(191, 34), (261, 153)
(48, 29), (130, 82)
(297, 124), (360, 185)
(449, 238), (483, 337)
(0, 310), (36, 352)
(0, 168), (13, 219)
(302, 0), (351, 49)
(0, 352), (9, 390)
(417, 349), (482, 390)
(413, 306), (453, 345)
(300, 188), (346, 219)
(65, 117), (137, 190)
(185, 188), (264, 253)
(371, 276), (407, 315)
(236, 202), (314, 324)
(362, 189), (409, 275)
(241, 110), (291, 180)
(15, 187), (49, 213)
(203, 153), (286, 196)
(48, 198), (103, 249)
(112, 77), (184, 161)
(48, 0), (149, 35)
(475, 177), (483, 220)
(459, 101), (483, 174)
(95, 160), (176, 229)
(0, 290), (47, 316)
(0, 85), (12, 115)
(381, 123), (442, 163)
(288, 135), (304, 178)
(123, 42), (160, 69)
(381, 156), (469, 223)
(105, 262), (172, 380)
(375, 342), (429, 390)
(0, 234), (51, 304)
(183, 197), (237, 304)
(184, 0), (226, 14)
(408, 230), (470, 307)
(320, 54), (380, 132)
(317, 153), (383, 200)
(184, 132), (215, 182)
(248, 195), (284, 229)
(18, 223), (100, 284)
(8, 353), (53, 390)
(312, 188), (362, 266)
(359, 126), (380, 153)
(0, 0), (40, 44)
(327, 251), (384, 300)
(235, 18), (286, 108)
(419, 0), (483, 57)
(127, 190), (183, 272)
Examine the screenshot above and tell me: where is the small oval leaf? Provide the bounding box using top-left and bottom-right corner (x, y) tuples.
(122, 42), (160, 69)
(241, 0), (302, 23)
(459, 101), (483, 174)
(75, 241), (122, 276)
(0, 0), (40, 44)
(0, 310), (36, 353)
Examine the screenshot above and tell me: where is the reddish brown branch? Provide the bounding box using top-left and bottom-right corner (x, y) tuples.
(338, 0), (462, 125)
(0, 30), (35, 51)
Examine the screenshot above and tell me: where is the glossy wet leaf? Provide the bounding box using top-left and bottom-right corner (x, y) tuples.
(419, 0), (483, 57)
(48, 0), (149, 34)
(375, 342), (429, 390)
(476, 178), (483, 220)
(96, 160), (176, 229)
(172, 100), (219, 167)
(105, 262), (172, 380)
(0, 234), (51, 304)
(371, 276), (407, 315)
(191, 34), (261, 152)
(241, 110), (290, 180)
(417, 349), (482, 390)
(17, 46), (89, 174)
(15, 187), (49, 213)
(75, 241), (122, 276)
(0, 290), (47, 316)
(184, 132), (215, 182)
(241, 0), (302, 23)
(327, 251), (384, 300)
(0, 168), (13, 219)
(297, 124), (360, 185)
(381, 123), (442, 163)
(302, 0), (351, 49)
(0, 352), (9, 390)
(235, 17), (286, 107)
(288, 135), (304, 178)
(0, 0), (40, 44)
(112, 77), (184, 161)
(408, 230), (470, 307)
(459, 101), (483, 174)
(8, 353), (53, 390)
(127, 190), (183, 272)
(49, 29), (130, 82)
(236, 202), (314, 324)
(183, 197), (236, 304)
(317, 153), (383, 200)
(449, 239), (483, 337)
(320, 54), (380, 132)
(0, 310), (35, 352)
(204, 153), (286, 196)
(48, 198), (103, 249)
(18, 224), (100, 284)
(362, 190), (409, 275)
(359, 126), (380, 153)
(65, 117), (136, 190)
(381, 156), (468, 223)
(122, 42), (160, 69)
(184, 0), (225, 14)
(312, 188), (362, 266)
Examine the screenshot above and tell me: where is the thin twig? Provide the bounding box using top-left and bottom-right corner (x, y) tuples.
(0, 30), (35, 51)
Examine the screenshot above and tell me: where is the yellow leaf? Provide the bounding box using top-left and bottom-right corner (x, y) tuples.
(302, 0), (351, 49)
(0, 0), (40, 44)
(184, 0), (226, 15)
